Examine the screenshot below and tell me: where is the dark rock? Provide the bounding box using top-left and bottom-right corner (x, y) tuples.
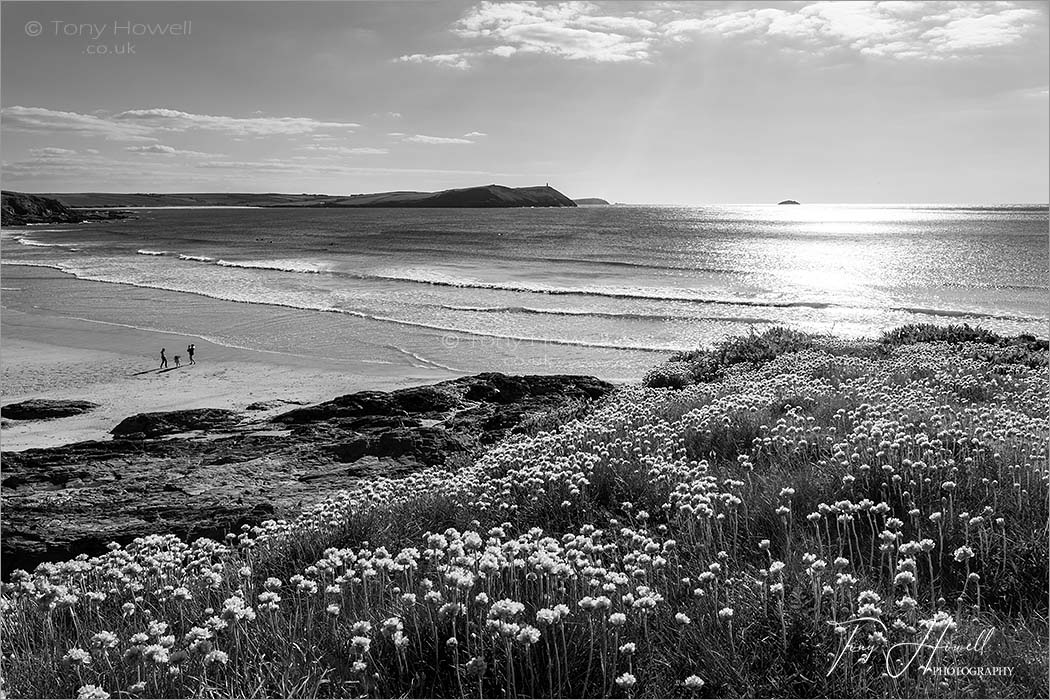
(2, 373), (615, 576)
(778, 199), (801, 205)
(2, 192), (81, 225)
(111, 408), (243, 438)
(245, 399), (308, 411)
(1, 399), (100, 421)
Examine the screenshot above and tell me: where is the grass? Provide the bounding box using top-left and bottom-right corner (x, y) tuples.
(1, 325), (1047, 699)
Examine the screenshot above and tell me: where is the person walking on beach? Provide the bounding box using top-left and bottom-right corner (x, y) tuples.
(160, 348), (168, 369)
(187, 344), (196, 365)
(174, 354), (182, 368)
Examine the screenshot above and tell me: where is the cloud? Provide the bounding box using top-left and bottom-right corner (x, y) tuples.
(2, 105), (362, 149)
(302, 145), (390, 155)
(463, 131), (487, 137)
(403, 1), (1045, 67)
(28, 147), (79, 158)
(404, 134), (475, 144)
(113, 108), (360, 136)
(397, 52), (475, 69)
(1, 105), (156, 142)
(1012, 85), (1050, 99)
(191, 158), (517, 177)
(453, 1), (656, 64)
(125, 144), (214, 157)
(665, 1), (1044, 60)
(920, 6), (1044, 54)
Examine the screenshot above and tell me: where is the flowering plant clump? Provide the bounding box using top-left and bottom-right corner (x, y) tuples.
(1, 328), (1047, 698)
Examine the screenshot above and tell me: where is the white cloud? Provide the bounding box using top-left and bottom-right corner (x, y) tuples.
(1, 105), (156, 142)
(463, 131), (487, 137)
(302, 145), (390, 155)
(125, 144), (213, 157)
(2, 105), (362, 149)
(1013, 85), (1050, 99)
(397, 52), (475, 69)
(665, 1), (1043, 60)
(453, 1), (655, 63)
(113, 108), (360, 136)
(404, 1), (1044, 67)
(28, 147), (79, 158)
(920, 7), (1043, 53)
(404, 134), (475, 144)
(192, 158), (516, 177)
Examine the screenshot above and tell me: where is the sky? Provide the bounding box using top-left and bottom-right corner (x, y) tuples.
(1, 1), (1047, 204)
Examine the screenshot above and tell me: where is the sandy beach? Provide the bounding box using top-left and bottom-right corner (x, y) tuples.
(1, 303), (454, 451)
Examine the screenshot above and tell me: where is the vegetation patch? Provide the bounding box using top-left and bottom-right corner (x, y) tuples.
(2, 326), (1047, 699)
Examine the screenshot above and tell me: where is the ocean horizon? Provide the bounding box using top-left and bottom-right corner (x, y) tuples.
(3, 203), (1047, 384)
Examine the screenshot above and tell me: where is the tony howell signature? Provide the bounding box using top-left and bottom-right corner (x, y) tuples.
(827, 616), (995, 678)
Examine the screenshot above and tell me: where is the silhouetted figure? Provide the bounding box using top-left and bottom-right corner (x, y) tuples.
(187, 344), (196, 364)
(160, 348), (168, 369)
(174, 355), (182, 368)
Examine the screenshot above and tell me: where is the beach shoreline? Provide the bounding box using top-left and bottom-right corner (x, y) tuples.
(0, 303), (454, 451)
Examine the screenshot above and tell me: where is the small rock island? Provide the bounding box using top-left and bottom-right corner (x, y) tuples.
(778, 199), (801, 205)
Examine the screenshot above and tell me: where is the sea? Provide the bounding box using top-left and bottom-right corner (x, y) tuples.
(2, 204), (1048, 381)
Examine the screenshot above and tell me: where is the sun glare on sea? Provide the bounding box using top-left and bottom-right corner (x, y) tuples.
(764, 205), (905, 296)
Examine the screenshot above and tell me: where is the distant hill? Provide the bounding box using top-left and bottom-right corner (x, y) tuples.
(1, 191), (130, 226)
(573, 198), (610, 206)
(40, 192), (320, 208)
(41, 185), (577, 209)
(778, 199), (801, 205)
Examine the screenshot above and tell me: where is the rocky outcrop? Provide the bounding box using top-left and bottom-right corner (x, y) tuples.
(1, 191), (131, 225)
(1, 373), (614, 575)
(245, 399), (307, 411)
(573, 198), (610, 205)
(1, 192), (83, 225)
(111, 408), (244, 438)
(1, 399), (100, 421)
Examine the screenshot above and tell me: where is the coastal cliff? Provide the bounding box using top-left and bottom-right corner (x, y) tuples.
(318, 184), (578, 208)
(1, 191), (130, 226)
(2, 192), (84, 226)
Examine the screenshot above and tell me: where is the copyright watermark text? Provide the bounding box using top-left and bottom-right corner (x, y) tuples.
(23, 19), (192, 56)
